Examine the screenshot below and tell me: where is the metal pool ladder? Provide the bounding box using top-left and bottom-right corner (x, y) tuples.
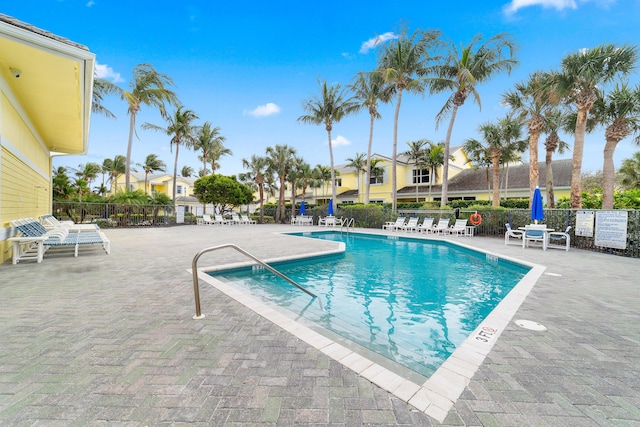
(191, 243), (324, 319)
(340, 217), (355, 233)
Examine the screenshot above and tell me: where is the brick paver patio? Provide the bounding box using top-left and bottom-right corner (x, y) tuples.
(1, 224), (638, 425)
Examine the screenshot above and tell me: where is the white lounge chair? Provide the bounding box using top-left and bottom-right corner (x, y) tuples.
(214, 214), (230, 225)
(448, 219), (468, 236)
(432, 218), (450, 234)
(505, 223), (524, 245)
(40, 214), (99, 232)
(383, 217), (406, 231)
(400, 217), (420, 233)
(418, 218), (434, 234)
(202, 214), (215, 225)
(547, 226), (571, 251)
(241, 214), (256, 224)
(231, 213), (243, 225)
(9, 218), (109, 264)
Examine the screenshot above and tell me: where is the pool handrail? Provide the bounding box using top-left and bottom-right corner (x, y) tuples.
(191, 243), (324, 319)
(340, 217), (355, 234)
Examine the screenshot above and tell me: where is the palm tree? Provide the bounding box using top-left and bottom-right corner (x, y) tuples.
(503, 71), (556, 200)
(181, 165), (194, 177)
(298, 80), (360, 214)
(102, 155), (126, 192)
(345, 152), (367, 200)
(312, 164), (332, 200)
(71, 162), (101, 189)
(137, 154), (166, 194)
(423, 141), (447, 202)
(92, 77), (122, 119)
(349, 71), (391, 203)
(52, 166), (73, 200)
(241, 154), (270, 223)
(142, 106), (199, 202)
(193, 122), (229, 175)
(542, 109), (571, 208)
(403, 139), (429, 202)
(266, 144), (297, 223)
(429, 32), (518, 207)
(121, 63), (178, 189)
(619, 151), (640, 189)
(589, 83), (640, 209)
(552, 44), (638, 208)
(464, 116), (524, 207)
(377, 29), (439, 211)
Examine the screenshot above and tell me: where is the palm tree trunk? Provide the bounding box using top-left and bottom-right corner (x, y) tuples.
(258, 184), (265, 224)
(365, 113), (375, 204)
(328, 129), (337, 214)
(391, 90), (403, 212)
(545, 148), (556, 208)
(602, 137), (619, 209)
(278, 177), (286, 223)
(571, 108), (588, 209)
(492, 153), (501, 207)
(125, 112), (137, 190)
(441, 104), (459, 207)
(528, 130), (541, 206)
(173, 144), (180, 203)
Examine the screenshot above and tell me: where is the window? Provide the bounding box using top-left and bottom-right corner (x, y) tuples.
(333, 178), (342, 187)
(176, 185), (183, 195)
(412, 168), (430, 184)
(150, 184), (156, 193)
(370, 175), (383, 184)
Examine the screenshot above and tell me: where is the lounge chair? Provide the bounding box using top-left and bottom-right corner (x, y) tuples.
(505, 223), (524, 246)
(447, 219), (468, 236)
(319, 215), (337, 227)
(9, 218), (110, 264)
(400, 217), (420, 233)
(432, 218), (450, 234)
(40, 214), (99, 232)
(418, 218), (434, 234)
(202, 214), (215, 225)
(522, 224), (547, 250)
(383, 217), (406, 231)
(547, 226), (571, 251)
(241, 214), (256, 224)
(231, 213), (243, 225)
(214, 214), (230, 225)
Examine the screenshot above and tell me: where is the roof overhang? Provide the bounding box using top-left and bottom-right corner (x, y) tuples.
(0, 15), (95, 155)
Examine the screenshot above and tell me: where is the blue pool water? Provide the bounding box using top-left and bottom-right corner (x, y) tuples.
(209, 231), (530, 377)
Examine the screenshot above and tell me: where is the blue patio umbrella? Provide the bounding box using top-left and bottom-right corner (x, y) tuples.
(531, 186), (544, 223)
(299, 201), (306, 215)
(327, 199), (334, 216)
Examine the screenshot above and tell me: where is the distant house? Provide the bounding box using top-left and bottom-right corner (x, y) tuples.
(113, 171), (212, 215)
(397, 159), (573, 204)
(0, 14), (95, 263)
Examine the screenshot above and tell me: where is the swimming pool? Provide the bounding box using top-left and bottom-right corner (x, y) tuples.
(208, 231), (530, 378)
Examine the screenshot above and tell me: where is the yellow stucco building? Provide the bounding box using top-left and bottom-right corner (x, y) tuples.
(0, 14), (95, 263)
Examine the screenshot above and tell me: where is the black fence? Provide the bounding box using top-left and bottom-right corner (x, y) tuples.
(52, 202), (198, 227)
(51, 202), (640, 258)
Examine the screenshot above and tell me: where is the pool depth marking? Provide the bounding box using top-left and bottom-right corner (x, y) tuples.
(193, 232), (545, 422)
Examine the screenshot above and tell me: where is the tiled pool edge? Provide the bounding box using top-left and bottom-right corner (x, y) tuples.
(191, 237), (545, 422)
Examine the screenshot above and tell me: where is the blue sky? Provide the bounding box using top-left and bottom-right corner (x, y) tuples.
(4, 0), (640, 179)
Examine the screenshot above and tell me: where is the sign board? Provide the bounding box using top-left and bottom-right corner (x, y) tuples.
(176, 205), (185, 224)
(575, 210), (594, 237)
(594, 210), (628, 249)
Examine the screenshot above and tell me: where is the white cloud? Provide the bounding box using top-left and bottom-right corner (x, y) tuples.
(359, 32), (397, 54)
(244, 102), (281, 118)
(86, 1), (95, 7)
(330, 135), (351, 147)
(504, 0), (577, 14)
(95, 62), (123, 83)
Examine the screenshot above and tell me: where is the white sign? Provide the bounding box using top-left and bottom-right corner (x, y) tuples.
(575, 210), (594, 237)
(176, 205), (185, 224)
(594, 211), (628, 249)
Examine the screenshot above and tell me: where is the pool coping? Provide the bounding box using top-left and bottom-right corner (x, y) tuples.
(192, 231), (545, 422)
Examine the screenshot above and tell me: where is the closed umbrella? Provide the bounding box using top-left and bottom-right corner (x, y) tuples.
(327, 199), (334, 216)
(299, 201), (306, 215)
(531, 186), (544, 224)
